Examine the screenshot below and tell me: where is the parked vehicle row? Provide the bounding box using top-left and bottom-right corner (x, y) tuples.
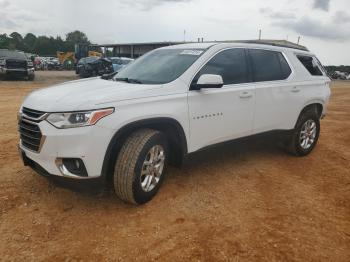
(330, 70), (350, 80)
(34, 57), (61, 71)
(0, 49), (35, 80)
(75, 56), (134, 78)
(18, 42), (330, 204)
(109, 57), (134, 72)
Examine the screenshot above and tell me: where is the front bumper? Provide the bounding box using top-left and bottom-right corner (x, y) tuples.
(19, 120), (114, 180)
(19, 148), (106, 192)
(0, 67), (34, 76)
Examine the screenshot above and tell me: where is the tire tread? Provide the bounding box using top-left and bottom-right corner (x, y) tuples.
(114, 129), (160, 204)
(286, 107), (320, 156)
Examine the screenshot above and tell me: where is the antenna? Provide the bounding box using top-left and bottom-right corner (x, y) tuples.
(183, 30), (186, 42)
(297, 36), (300, 45)
(258, 29), (262, 40)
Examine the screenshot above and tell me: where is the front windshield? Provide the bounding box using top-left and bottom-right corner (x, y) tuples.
(111, 58), (122, 64)
(115, 48), (205, 84)
(86, 56), (99, 63)
(111, 58), (132, 65)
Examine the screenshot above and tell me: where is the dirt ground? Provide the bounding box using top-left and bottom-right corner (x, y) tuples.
(0, 71), (349, 261)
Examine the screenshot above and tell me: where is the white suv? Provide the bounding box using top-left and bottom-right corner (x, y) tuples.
(18, 42), (331, 204)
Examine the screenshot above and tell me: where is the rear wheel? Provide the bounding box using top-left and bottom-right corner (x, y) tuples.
(113, 129), (168, 204)
(285, 109), (320, 156)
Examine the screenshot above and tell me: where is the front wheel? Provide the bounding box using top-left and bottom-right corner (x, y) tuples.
(113, 129), (168, 204)
(286, 110), (320, 156)
(29, 74), (35, 81)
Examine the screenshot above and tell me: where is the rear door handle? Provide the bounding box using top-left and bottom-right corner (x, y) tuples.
(291, 86), (301, 93)
(239, 91), (253, 98)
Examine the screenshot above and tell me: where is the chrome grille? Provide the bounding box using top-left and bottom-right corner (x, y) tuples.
(18, 108), (46, 152)
(6, 59), (27, 69)
(22, 107), (46, 119)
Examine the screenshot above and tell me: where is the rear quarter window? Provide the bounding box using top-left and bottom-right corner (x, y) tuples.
(249, 49), (291, 82)
(297, 55), (323, 76)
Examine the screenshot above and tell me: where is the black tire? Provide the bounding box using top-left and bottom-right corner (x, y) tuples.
(285, 108), (320, 156)
(79, 68), (85, 78)
(79, 67), (90, 78)
(28, 74), (35, 81)
(92, 70), (98, 77)
(113, 129), (168, 204)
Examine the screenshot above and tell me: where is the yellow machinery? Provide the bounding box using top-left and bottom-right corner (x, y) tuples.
(88, 51), (102, 57)
(57, 50), (102, 70)
(57, 51), (75, 69)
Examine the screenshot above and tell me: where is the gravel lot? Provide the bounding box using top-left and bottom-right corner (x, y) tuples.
(0, 71), (349, 261)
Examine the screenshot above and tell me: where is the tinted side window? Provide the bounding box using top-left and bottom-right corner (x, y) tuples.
(249, 49), (291, 82)
(297, 55), (323, 76)
(194, 48), (249, 85)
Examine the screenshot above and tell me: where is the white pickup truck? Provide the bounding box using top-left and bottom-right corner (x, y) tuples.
(18, 42), (331, 204)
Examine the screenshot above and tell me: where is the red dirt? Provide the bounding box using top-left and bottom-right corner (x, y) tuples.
(0, 72), (349, 261)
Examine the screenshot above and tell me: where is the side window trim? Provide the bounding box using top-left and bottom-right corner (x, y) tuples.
(189, 47), (251, 90)
(244, 48), (254, 83)
(247, 48), (293, 84)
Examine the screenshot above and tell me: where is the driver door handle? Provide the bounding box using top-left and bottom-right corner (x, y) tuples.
(291, 86), (301, 93)
(239, 91), (253, 98)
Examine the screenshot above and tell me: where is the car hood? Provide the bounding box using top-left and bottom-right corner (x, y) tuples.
(22, 77), (174, 112)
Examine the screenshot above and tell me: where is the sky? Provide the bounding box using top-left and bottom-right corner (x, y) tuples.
(0, 0), (349, 65)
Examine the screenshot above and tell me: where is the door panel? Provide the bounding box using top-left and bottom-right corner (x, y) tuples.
(253, 81), (302, 133)
(188, 84), (255, 152)
(187, 48), (255, 152)
(247, 49), (301, 133)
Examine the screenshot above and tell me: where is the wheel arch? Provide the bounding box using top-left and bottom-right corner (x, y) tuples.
(302, 100), (324, 116)
(295, 101), (324, 127)
(100, 117), (188, 186)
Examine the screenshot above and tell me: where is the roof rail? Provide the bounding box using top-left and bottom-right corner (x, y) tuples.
(233, 40), (309, 51)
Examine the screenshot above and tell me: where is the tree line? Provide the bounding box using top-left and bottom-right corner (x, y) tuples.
(325, 65), (350, 74)
(0, 30), (91, 56)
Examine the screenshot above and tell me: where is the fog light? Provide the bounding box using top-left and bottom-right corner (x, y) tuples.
(56, 158), (88, 178)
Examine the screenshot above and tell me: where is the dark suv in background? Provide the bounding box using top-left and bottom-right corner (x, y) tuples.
(0, 49), (35, 80)
(75, 56), (113, 78)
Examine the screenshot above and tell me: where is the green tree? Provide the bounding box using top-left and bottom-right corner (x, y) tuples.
(9, 32), (25, 50)
(24, 33), (37, 52)
(66, 30), (90, 44)
(0, 34), (10, 49)
(33, 36), (52, 55)
(10, 32), (23, 42)
(0, 30), (91, 56)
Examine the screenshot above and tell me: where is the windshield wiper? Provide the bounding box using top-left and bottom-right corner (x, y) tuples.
(115, 77), (143, 84)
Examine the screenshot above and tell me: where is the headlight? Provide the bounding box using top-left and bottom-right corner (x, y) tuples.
(46, 108), (114, 128)
(0, 59), (5, 66)
(27, 61), (34, 67)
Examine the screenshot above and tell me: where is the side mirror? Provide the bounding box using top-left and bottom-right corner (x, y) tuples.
(191, 74), (224, 90)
